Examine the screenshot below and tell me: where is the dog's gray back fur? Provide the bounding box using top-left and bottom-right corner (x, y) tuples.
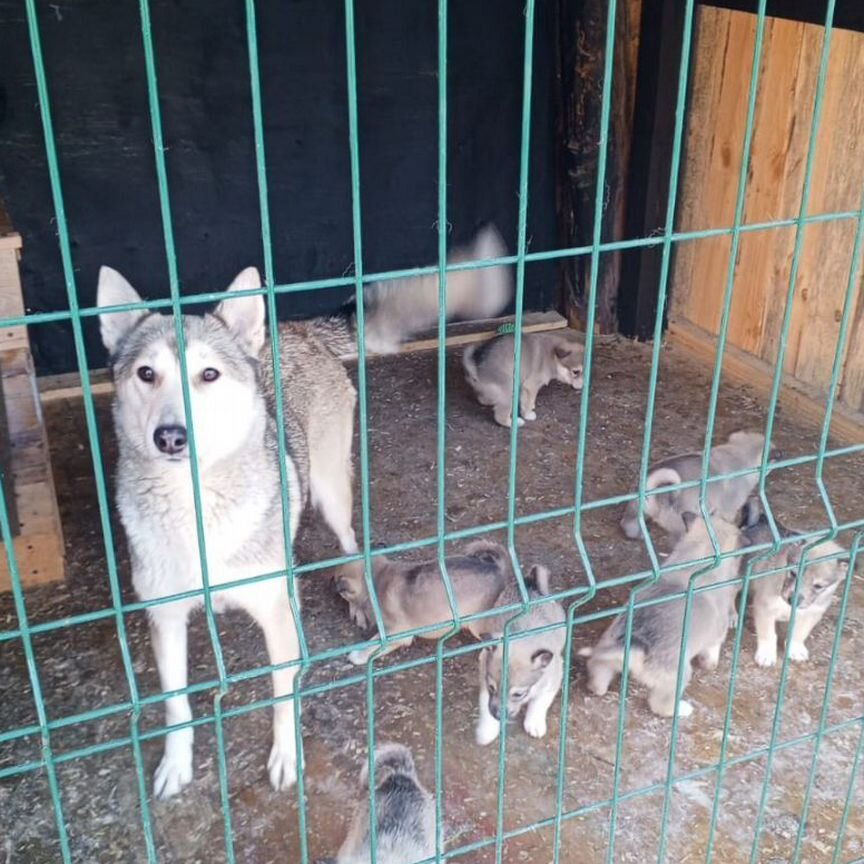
(332, 744), (435, 864)
(596, 516), (743, 667)
(620, 431), (772, 540)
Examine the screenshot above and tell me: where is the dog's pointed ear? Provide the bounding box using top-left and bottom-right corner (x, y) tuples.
(531, 649), (554, 669)
(215, 267), (266, 356)
(682, 511), (699, 531)
(97, 267), (148, 356)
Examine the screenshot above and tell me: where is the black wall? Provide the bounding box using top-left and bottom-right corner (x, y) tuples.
(0, 0), (559, 375)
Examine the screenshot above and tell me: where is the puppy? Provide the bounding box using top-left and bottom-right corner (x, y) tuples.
(462, 331), (584, 427)
(335, 540), (511, 665)
(620, 431), (778, 541)
(475, 564), (566, 744)
(581, 513), (743, 718)
(318, 744), (435, 864)
(740, 498), (849, 667)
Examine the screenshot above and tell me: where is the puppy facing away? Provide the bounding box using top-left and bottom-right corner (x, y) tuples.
(311, 224), (513, 357)
(98, 265), (358, 798)
(317, 744), (435, 864)
(740, 498), (849, 667)
(581, 514), (743, 718)
(336, 540), (511, 665)
(619, 431), (778, 542)
(462, 331), (584, 427)
(475, 564), (566, 744)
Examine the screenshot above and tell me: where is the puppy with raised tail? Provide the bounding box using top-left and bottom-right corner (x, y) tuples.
(335, 540), (511, 665)
(462, 331), (584, 428)
(475, 563), (566, 744)
(317, 744), (434, 864)
(619, 431), (780, 541)
(580, 513), (743, 718)
(739, 497), (850, 667)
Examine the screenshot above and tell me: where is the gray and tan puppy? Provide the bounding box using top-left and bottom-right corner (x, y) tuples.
(580, 514), (743, 718)
(739, 498), (849, 667)
(620, 431), (777, 541)
(336, 540), (511, 665)
(318, 744), (435, 864)
(475, 564), (566, 744)
(462, 331), (584, 427)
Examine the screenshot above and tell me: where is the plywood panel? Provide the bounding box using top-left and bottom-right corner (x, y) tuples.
(671, 7), (864, 416)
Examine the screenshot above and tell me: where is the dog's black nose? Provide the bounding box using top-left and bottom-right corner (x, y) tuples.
(154, 425), (187, 455)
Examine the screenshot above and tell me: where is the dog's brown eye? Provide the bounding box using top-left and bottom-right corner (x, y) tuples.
(202, 368), (220, 383)
(137, 366), (155, 383)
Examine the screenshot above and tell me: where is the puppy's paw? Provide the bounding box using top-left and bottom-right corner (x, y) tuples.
(154, 747), (193, 800)
(787, 642), (809, 663)
(475, 717), (500, 746)
(677, 700), (694, 718)
(268, 740), (298, 791)
(754, 644), (777, 667)
(347, 648), (371, 666)
(523, 712), (547, 739)
(522, 410), (537, 422)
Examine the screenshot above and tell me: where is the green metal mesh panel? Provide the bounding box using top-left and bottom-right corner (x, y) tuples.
(2, 0), (863, 862)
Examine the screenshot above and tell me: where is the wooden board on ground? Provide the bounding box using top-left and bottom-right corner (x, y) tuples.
(0, 218), (65, 591)
(668, 319), (864, 446)
(38, 311), (570, 400)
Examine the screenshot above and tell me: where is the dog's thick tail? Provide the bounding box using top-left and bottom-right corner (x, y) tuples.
(357, 224), (513, 355)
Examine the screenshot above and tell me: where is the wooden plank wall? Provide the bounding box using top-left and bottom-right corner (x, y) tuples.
(672, 7), (864, 414)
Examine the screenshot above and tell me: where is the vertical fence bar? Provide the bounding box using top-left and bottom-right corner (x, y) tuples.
(493, 2), (538, 861)
(432, 2), (464, 862)
(830, 711), (864, 864)
(23, 2), (158, 858)
(243, 2), (311, 861)
(137, 1), (236, 858)
(340, 0), (384, 859)
(748, 4), (837, 859)
(605, 3), (695, 861)
(552, 0), (617, 857)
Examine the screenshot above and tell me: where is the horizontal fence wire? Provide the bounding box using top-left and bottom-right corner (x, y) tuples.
(3, 0), (863, 862)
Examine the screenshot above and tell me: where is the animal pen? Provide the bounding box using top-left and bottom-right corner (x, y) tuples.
(1, 0), (864, 862)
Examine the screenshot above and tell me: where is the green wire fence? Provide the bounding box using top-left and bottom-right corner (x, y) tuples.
(2, 0), (863, 862)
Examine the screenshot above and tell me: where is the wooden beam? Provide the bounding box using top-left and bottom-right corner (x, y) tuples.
(38, 311), (570, 401)
(698, 0), (864, 33)
(618, 0), (691, 339)
(667, 319), (864, 445)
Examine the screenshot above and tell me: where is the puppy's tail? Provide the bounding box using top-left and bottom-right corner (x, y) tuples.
(463, 539), (509, 570)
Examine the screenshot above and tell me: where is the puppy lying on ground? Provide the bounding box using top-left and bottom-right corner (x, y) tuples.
(317, 744), (434, 864)
(475, 563), (566, 744)
(462, 331), (584, 428)
(335, 540), (511, 665)
(619, 431), (779, 542)
(739, 497), (850, 667)
(581, 513), (743, 718)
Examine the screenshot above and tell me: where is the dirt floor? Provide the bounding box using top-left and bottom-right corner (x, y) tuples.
(1, 335), (863, 864)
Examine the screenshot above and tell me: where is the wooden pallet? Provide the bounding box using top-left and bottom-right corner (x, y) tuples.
(0, 218), (65, 592)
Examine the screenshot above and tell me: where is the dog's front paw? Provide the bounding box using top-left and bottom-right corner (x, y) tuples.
(268, 740), (298, 791)
(787, 642), (809, 663)
(677, 700), (694, 718)
(154, 747), (193, 800)
(522, 410), (537, 422)
(754, 644), (777, 667)
(523, 712), (547, 739)
(475, 717), (500, 746)
(347, 648), (372, 666)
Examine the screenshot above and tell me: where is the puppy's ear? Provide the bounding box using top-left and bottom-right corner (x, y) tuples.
(97, 267), (149, 355)
(554, 343), (577, 361)
(682, 511), (699, 531)
(531, 649), (554, 669)
(785, 543), (804, 567)
(214, 267), (266, 356)
(526, 564), (551, 595)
